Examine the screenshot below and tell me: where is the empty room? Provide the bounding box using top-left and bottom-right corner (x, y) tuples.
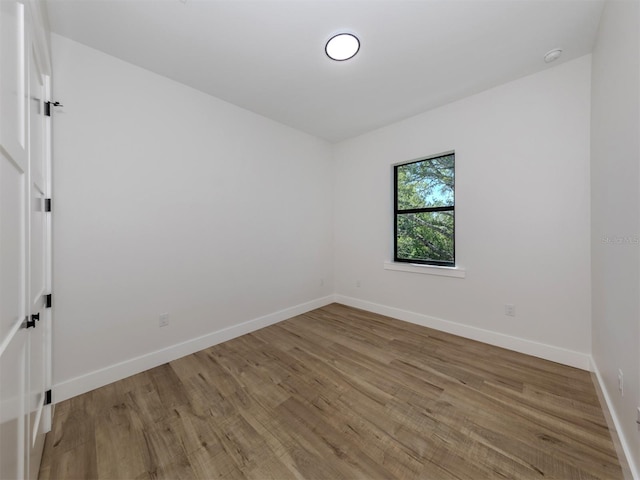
(1, 0), (639, 478)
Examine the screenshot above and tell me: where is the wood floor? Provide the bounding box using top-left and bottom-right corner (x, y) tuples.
(39, 304), (622, 480)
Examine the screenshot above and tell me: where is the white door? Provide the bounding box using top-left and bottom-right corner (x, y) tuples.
(0, 1), (52, 479)
(0, 1), (30, 478)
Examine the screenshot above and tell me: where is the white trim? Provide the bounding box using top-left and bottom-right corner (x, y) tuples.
(384, 261), (466, 278)
(590, 358), (640, 480)
(334, 295), (591, 370)
(53, 295), (336, 403)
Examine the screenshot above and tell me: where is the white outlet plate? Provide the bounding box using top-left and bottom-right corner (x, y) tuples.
(504, 304), (515, 317)
(159, 313), (170, 328)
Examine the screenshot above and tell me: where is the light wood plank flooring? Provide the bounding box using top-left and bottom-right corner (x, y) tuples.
(39, 304), (622, 479)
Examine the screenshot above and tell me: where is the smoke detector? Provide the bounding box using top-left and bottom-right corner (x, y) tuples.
(544, 49), (563, 63)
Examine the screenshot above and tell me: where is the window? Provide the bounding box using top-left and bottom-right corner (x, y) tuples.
(394, 152), (455, 266)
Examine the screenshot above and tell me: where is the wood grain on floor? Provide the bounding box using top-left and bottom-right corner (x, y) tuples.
(39, 303), (623, 479)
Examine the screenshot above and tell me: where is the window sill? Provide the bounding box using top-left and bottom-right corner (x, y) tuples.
(383, 261), (466, 278)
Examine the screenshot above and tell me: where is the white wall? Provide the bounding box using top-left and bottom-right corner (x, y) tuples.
(590, 0), (640, 476)
(51, 34), (334, 399)
(334, 56), (592, 367)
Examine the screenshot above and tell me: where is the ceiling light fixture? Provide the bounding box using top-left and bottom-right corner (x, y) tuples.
(544, 48), (562, 63)
(325, 33), (360, 61)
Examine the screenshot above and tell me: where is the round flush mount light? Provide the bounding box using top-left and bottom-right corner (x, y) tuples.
(544, 48), (563, 63)
(325, 33), (360, 61)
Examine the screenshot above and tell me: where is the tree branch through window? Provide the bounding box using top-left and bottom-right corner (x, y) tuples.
(394, 153), (455, 266)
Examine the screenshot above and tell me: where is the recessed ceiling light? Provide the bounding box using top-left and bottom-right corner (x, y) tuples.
(325, 33), (360, 61)
(544, 48), (562, 63)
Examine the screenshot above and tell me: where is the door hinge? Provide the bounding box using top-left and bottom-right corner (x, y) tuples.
(44, 390), (52, 406)
(44, 198), (51, 212)
(45, 294), (52, 308)
(24, 315), (36, 329)
(44, 101), (63, 117)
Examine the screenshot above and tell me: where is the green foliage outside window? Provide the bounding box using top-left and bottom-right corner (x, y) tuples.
(395, 153), (455, 265)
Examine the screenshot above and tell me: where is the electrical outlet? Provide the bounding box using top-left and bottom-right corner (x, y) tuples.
(320, 278), (324, 287)
(356, 280), (361, 288)
(504, 304), (516, 317)
(618, 369), (624, 396)
(159, 313), (169, 328)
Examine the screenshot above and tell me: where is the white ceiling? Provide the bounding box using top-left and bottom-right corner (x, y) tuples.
(44, 0), (604, 142)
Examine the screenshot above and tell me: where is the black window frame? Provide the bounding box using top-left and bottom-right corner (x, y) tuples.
(394, 152), (455, 267)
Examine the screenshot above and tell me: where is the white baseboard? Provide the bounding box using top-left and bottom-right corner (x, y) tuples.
(334, 295), (591, 370)
(590, 358), (639, 480)
(53, 295), (337, 403)
(55, 294), (592, 401)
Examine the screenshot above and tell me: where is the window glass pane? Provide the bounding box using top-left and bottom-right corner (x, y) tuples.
(397, 154), (454, 210)
(396, 211), (454, 263)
